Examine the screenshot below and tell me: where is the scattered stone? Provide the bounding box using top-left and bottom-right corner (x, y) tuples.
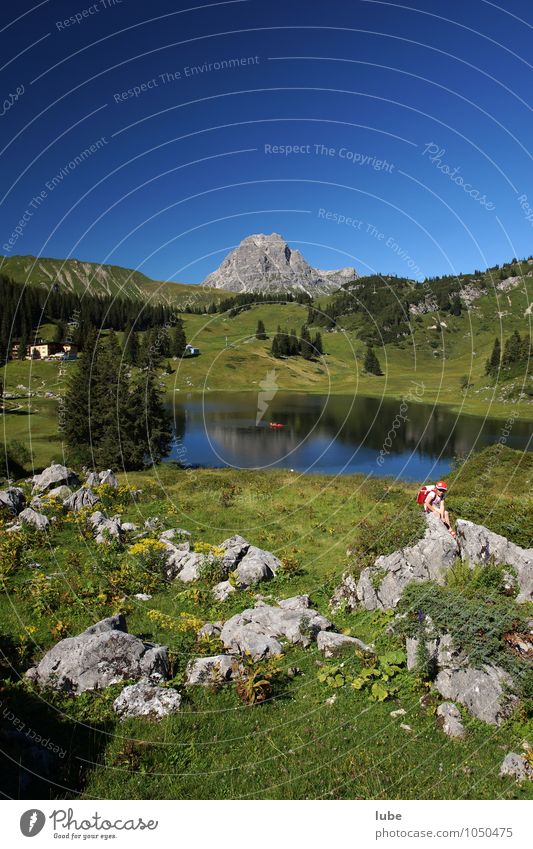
(184, 655), (241, 686)
(212, 580), (236, 602)
(113, 682), (181, 720)
(436, 702), (467, 739)
(317, 630), (374, 658)
(220, 603), (332, 660)
(198, 622), (223, 639)
(390, 708), (407, 718)
(0, 487), (25, 515)
(25, 614), (168, 694)
(456, 519), (533, 603)
(64, 487), (100, 513)
(325, 694), (337, 706)
(134, 593), (152, 601)
(144, 517), (160, 530)
(499, 752), (533, 782)
(400, 723), (413, 732)
(121, 522), (138, 532)
(18, 507), (50, 531)
(32, 464), (79, 494)
(287, 666), (301, 678)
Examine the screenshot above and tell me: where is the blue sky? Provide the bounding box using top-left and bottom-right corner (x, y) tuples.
(2, 0), (533, 284)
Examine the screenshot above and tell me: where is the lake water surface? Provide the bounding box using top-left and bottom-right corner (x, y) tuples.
(167, 392), (532, 480)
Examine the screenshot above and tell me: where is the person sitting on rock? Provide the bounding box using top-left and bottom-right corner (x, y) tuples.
(424, 481), (456, 539)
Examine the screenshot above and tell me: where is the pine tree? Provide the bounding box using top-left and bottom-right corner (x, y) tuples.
(485, 337), (501, 376)
(171, 323), (187, 358)
(300, 325), (313, 360)
(271, 334), (282, 358)
(313, 332), (323, 356)
(502, 330), (522, 367)
(90, 331), (131, 469)
(128, 366), (173, 466)
(62, 327), (99, 463)
(255, 319), (267, 340)
(363, 344), (383, 375)
(122, 324), (139, 365)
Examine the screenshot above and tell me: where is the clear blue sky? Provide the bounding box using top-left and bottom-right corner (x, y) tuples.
(2, 0), (533, 284)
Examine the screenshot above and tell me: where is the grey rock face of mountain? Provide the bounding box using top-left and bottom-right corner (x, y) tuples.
(202, 233), (357, 294)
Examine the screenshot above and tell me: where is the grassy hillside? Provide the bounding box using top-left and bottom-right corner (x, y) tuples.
(0, 447), (531, 800)
(0, 254), (222, 308)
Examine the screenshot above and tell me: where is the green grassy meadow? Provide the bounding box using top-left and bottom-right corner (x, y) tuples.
(0, 448), (532, 800)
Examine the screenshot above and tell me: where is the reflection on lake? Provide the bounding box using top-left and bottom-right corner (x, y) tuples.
(167, 392), (532, 480)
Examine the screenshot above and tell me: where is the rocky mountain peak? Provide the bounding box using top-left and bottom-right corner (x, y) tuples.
(201, 233), (357, 294)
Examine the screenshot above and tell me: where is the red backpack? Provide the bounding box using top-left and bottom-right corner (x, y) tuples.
(416, 484), (436, 505)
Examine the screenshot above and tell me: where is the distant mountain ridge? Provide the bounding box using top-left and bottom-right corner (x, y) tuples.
(0, 254), (220, 307)
(201, 233), (358, 294)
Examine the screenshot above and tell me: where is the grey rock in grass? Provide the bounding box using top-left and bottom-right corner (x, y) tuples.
(26, 614), (168, 694)
(434, 664), (515, 726)
(234, 545), (280, 587)
(278, 595), (311, 610)
(90, 511), (124, 544)
(212, 580), (236, 602)
(85, 469), (119, 489)
(219, 534), (250, 574)
(18, 507), (50, 531)
(329, 572), (359, 612)
(355, 513), (459, 611)
(0, 487), (25, 515)
(47, 485), (73, 501)
(198, 622), (223, 638)
(32, 464), (79, 494)
(159, 527), (191, 541)
(64, 487), (100, 513)
(113, 681), (181, 720)
(184, 655), (241, 685)
(121, 522), (138, 532)
(499, 752), (533, 782)
(455, 519), (533, 603)
(220, 603), (332, 660)
(317, 630), (374, 658)
(436, 702), (467, 739)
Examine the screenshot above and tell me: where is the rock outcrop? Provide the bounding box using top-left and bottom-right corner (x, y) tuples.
(0, 487), (25, 515)
(86, 469), (119, 488)
(18, 507), (50, 531)
(202, 233), (357, 295)
(456, 519), (533, 603)
(32, 464), (79, 494)
(90, 511), (124, 544)
(163, 534), (280, 587)
(406, 628), (516, 726)
(317, 631), (374, 658)
(354, 514), (458, 611)
(184, 655), (241, 686)
(220, 598), (332, 660)
(26, 614), (168, 694)
(64, 487), (100, 513)
(113, 682), (181, 719)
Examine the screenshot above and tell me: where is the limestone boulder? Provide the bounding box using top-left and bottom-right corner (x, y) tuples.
(26, 614), (168, 694)
(456, 519), (533, 603)
(113, 682), (181, 720)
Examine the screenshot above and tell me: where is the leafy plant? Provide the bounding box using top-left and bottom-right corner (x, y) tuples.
(235, 653), (283, 705)
(317, 650), (406, 702)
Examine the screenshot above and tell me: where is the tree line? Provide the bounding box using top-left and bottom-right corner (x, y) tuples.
(485, 330), (532, 377)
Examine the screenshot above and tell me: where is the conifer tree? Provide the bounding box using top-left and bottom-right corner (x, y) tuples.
(363, 344), (383, 375)
(255, 319), (267, 340)
(485, 337), (501, 376)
